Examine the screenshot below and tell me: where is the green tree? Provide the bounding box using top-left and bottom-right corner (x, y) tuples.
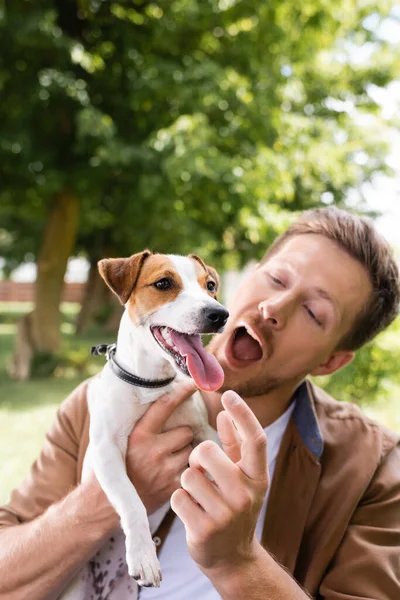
(316, 318), (400, 406)
(0, 0), (397, 377)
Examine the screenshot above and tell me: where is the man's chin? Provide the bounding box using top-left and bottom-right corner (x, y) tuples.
(216, 366), (284, 398)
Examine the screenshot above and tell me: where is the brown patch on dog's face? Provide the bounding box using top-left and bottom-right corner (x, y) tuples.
(189, 254), (220, 300)
(127, 255), (183, 324)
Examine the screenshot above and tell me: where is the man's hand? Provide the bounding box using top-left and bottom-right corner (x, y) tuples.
(171, 390), (269, 573)
(126, 382), (197, 514)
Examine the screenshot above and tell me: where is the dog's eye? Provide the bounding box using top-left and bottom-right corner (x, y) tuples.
(154, 278), (172, 291)
(207, 281), (216, 293)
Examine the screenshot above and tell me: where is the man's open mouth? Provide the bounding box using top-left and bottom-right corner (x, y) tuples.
(151, 326), (224, 392)
(231, 326), (263, 362)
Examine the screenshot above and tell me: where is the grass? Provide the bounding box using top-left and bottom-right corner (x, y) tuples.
(0, 302), (399, 506)
(0, 302), (113, 505)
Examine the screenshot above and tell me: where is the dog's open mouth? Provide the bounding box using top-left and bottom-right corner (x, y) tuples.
(151, 326), (224, 392)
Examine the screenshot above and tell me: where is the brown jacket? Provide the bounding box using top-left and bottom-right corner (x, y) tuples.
(1, 379), (399, 599)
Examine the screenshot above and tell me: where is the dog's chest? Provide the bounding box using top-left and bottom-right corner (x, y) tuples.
(88, 371), (207, 437)
(87, 373), (153, 432)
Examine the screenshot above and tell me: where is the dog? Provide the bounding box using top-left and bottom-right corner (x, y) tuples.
(61, 250), (228, 597)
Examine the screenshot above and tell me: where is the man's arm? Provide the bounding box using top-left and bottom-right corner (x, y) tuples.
(0, 476), (118, 600)
(203, 545), (312, 600)
(0, 381), (195, 600)
(0, 380), (114, 600)
(317, 442), (400, 600)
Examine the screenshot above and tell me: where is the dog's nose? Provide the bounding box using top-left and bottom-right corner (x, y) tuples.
(204, 307), (229, 331)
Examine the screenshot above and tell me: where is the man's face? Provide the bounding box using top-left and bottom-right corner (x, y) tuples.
(208, 234), (372, 397)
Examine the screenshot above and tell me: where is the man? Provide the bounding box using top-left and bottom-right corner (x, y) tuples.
(0, 207), (399, 600)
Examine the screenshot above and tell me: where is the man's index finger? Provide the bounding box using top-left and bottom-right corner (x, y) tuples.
(221, 390), (268, 481)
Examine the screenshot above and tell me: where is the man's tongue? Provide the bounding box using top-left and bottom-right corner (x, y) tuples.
(232, 328), (262, 361)
(169, 330), (224, 391)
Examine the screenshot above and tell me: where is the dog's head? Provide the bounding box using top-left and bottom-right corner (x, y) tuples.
(98, 251), (228, 391)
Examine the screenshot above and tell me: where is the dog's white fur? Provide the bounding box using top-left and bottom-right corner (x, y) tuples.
(60, 254), (226, 597)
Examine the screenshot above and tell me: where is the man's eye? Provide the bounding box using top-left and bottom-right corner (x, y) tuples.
(270, 275), (284, 286)
(154, 278), (172, 290)
(305, 306), (321, 326)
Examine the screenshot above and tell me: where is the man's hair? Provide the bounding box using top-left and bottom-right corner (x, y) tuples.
(262, 206), (400, 351)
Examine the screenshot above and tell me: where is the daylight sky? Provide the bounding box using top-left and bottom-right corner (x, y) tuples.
(363, 9), (400, 248)
(367, 104), (400, 249)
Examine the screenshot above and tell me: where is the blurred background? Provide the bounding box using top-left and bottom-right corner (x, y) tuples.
(1, 0), (400, 504)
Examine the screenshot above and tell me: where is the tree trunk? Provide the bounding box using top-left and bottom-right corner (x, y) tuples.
(75, 258), (111, 334)
(104, 294), (124, 334)
(9, 190), (79, 379)
(32, 190), (80, 351)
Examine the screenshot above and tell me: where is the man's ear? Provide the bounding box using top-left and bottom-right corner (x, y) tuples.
(98, 250), (152, 305)
(310, 350), (354, 377)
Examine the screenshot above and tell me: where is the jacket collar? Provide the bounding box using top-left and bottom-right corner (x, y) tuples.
(293, 380), (324, 460)
(261, 379), (323, 573)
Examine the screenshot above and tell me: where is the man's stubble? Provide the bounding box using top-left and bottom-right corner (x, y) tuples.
(217, 367), (285, 398)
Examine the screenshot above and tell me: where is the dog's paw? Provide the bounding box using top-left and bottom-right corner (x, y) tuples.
(127, 543), (162, 588)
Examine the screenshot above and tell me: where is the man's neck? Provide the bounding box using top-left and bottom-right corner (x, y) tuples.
(201, 379), (304, 429)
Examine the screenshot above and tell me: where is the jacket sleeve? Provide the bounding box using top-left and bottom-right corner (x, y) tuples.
(0, 380), (89, 528)
(318, 442), (400, 600)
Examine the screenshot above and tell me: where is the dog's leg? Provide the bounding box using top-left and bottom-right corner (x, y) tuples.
(90, 426), (161, 588)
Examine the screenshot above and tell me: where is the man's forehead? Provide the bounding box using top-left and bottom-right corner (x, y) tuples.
(265, 234), (342, 267)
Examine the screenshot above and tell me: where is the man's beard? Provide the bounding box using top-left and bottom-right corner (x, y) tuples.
(217, 367), (285, 398)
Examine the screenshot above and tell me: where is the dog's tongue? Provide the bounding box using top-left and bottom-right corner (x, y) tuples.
(169, 330), (224, 391)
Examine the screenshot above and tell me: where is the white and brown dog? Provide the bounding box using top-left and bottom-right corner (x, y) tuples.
(64, 250), (228, 595)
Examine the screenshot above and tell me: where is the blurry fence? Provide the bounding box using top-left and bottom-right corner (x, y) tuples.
(0, 281), (85, 303)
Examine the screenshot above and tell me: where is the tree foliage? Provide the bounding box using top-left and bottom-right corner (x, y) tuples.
(315, 318), (400, 406)
(0, 0), (399, 392)
(1, 0), (397, 268)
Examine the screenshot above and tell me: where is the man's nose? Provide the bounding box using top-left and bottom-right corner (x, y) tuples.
(258, 296), (290, 330)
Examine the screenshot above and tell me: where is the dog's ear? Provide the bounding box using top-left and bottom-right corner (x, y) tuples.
(98, 250), (152, 305)
(189, 254), (220, 292)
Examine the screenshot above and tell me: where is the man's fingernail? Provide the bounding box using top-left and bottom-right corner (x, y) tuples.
(222, 391), (241, 406)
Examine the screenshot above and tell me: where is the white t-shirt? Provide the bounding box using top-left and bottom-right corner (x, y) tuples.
(140, 399), (296, 600)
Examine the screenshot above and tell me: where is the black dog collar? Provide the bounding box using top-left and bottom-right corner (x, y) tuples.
(91, 343), (176, 389)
